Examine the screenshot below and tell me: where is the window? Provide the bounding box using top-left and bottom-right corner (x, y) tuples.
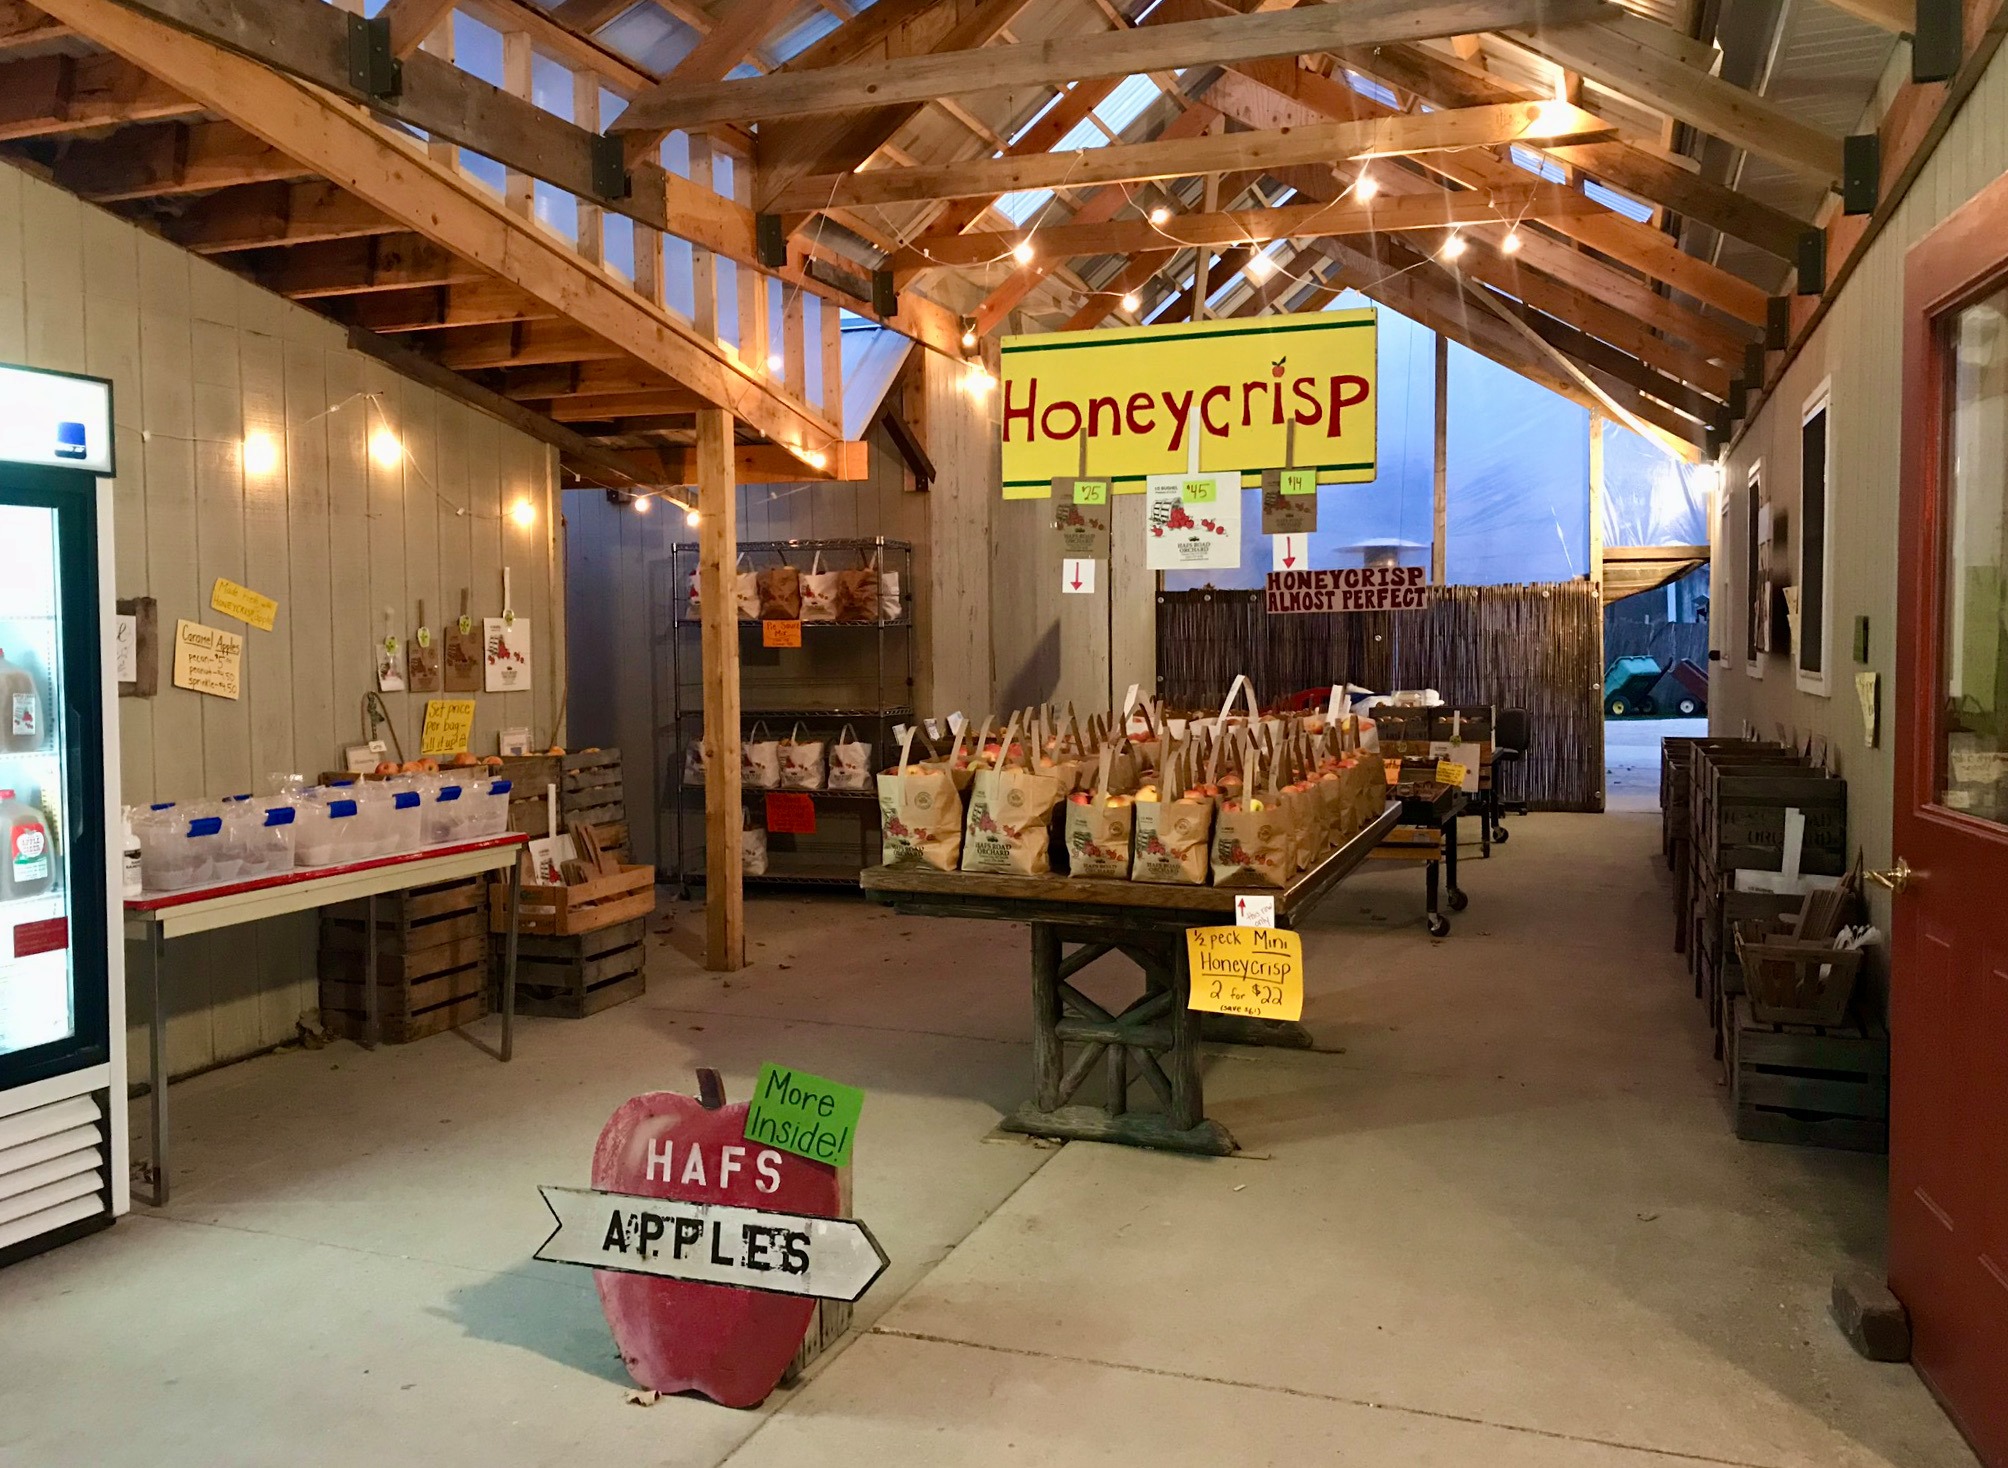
(1798, 390), (1832, 693)
(1508, 145), (1567, 183)
(1584, 178), (1653, 222)
(1745, 464), (1765, 675)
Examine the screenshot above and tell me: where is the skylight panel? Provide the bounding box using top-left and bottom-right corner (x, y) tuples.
(769, 10), (840, 63)
(1508, 145), (1567, 183)
(1342, 70), (1398, 108)
(1093, 75), (1160, 135)
(1584, 178), (1653, 222)
(995, 189), (1055, 225)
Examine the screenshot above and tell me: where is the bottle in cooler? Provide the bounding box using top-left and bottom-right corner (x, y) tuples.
(0, 648), (43, 754)
(0, 787), (54, 898)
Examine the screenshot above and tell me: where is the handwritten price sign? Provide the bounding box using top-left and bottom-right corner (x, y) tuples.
(1185, 925), (1303, 1022)
(1435, 760), (1467, 789)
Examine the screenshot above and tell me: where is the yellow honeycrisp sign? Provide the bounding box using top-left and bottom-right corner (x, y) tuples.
(999, 308), (1377, 498)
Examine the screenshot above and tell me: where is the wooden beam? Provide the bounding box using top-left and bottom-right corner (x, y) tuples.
(922, 78), (1124, 240)
(904, 183), (1606, 268)
(249, 233), (487, 298)
(600, 440), (872, 484)
(1817, 0), (1913, 31)
(380, 0), (456, 56)
(1507, 14), (1847, 181)
(1344, 39), (1808, 261)
(38, 119), (305, 200)
(427, 320), (627, 370)
(41, 0), (841, 454)
(339, 281), (555, 332)
(771, 100), (1613, 213)
(616, 0), (1606, 133)
(546, 390), (706, 421)
(490, 359), (683, 400)
(1059, 249), (1176, 331)
(0, 52), (198, 140)
(0, 0), (66, 50)
(697, 404), (745, 973)
(1500, 293), (1720, 421)
(160, 179), (398, 252)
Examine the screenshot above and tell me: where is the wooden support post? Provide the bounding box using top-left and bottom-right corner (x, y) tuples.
(697, 407), (743, 972)
(820, 294), (844, 430)
(421, 21), (455, 168)
(783, 287), (807, 397)
(733, 149), (768, 373)
(1432, 330), (1448, 585)
(1588, 411), (1606, 594)
(502, 30), (533, 218)
(573, 71), (603, 267)
(688, 133), (718, 335)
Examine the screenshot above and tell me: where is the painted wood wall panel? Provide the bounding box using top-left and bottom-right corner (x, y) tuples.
(1716, 42), (2008, 996)
(0, 162), (564, 1082)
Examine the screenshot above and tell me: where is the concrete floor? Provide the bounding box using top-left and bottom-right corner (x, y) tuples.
(0, 789), (1978, 1467)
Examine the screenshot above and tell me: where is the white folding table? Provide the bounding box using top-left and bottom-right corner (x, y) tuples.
(121, 833), (528, 1206)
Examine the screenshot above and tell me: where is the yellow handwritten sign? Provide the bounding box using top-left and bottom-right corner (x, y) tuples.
(1436, 760), (1468, 789)
(209, 577), (278, 632)
(1185, 925), (1303, 1022)
(1000, 308), (1378, 497)
(1072, 479), (1108, 505)
(420, 698), (478, 756)
(170, 619), (242, 700)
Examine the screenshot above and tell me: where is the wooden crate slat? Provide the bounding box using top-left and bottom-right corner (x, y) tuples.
(322, 957), (488, 1020)
(325, 875), (487, 929)
(563, 765), (624, 796)
(563, 801), (626, 829)
(1738, 1072), (1890, 1118)
(517, 918), (646, 962)
(322, 906), (487, 957)
(1732, 1108), (1887, 1152)
(512, 969), (645, 1019)
(319, 930), (492, 986)
(519, 943), (643, 989)
(328, 989), (487, 1045)
(562, 749), (622, 774)
(491, 864), (656, 935)
(1729, 997), (1889, 1152)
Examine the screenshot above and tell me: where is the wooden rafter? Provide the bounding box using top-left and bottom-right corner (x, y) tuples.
(339, 282), (556, 333)
(158, 180), (399, 253)
(617, 0), (1605, 134)
(28, 119), (306, 200)
(771, 100), (1613, 212)
(0, 0), (66, 49)
(0, 52), (199, 141)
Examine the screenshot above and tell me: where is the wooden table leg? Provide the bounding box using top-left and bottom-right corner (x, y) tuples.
(1030, 922), (1061, 1112)
(1167, 938), (1203, 1132)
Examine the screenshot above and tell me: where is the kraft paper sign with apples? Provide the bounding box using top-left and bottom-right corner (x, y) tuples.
(1185, 925), (1303, 1022)
(744, 1064), (863, 1167)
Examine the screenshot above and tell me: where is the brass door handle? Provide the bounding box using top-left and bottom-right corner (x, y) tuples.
(1866, 857), (1913, 894)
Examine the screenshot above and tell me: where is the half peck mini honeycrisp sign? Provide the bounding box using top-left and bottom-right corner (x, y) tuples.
(1000, 309), (1377, 497)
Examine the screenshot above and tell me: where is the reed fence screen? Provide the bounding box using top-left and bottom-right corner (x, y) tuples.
(1156, 582), (1606, 811)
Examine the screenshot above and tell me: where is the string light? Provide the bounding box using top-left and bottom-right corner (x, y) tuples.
(1147, 206), (1171, 226)
(1531, 98), (1576, 135)
(509, 498), (537, 529)
(1440, 233), (1467, 261)
(369, 427), (403, 470)
(1501, 230), (1524, 255)
(242, 431), (279, 477)
(961, 326), (978, 350)
(633, 492), (651, 513)
(1246, 251), (1276, 283)
(1353, 172), (1379, 204)
(686, 507), (701, 527)
(1120, 291), (1140, 313)
(964, 365), (996, 397)
(803, 449), (829, 470)
(1011, 240), (1035, 264)
(766, 352), (785, 374)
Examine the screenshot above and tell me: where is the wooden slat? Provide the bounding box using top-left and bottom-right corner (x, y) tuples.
(161, 180), (398, 253)
(379, 0), (456, 56)
(1506, 14), (1847, 181)
(339, 280), (555, 332)
(905, 182), (1606, 269)
(0, 0), (65, 49)
(1060, 250), (1175, 331)
(44, 118), (306, 200)
(618, 0), (1605, 133)
(252, 233), (488, 298)
(768, 100), (1614, 212)
(427, 319), (626, 370)
(0, 51), (199, 140)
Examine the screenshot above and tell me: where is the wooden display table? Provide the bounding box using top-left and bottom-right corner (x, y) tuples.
(123, 833), (528, 1206)
(860, 804), (1399, 1156)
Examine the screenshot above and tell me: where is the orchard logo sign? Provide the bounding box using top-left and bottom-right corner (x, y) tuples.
(999, 308), (1377, 499)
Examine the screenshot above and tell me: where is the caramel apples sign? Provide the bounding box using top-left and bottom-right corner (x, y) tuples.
(535, 1069), (887, 1409)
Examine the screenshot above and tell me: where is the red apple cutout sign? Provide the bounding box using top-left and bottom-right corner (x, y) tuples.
(591, 1070), (838, 1408)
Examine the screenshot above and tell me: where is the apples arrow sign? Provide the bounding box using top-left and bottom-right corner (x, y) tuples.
(536, 1185), (890, 1303)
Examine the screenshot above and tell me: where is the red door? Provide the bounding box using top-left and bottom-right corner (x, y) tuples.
(1894, 167), (2008, 1467)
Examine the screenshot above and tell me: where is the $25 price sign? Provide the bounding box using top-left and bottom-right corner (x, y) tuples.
(1185, 925), (1304, 1022)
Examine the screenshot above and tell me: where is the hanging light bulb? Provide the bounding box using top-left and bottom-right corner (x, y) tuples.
(1148, 206), (1171, 227)
(1440, 233), (1467, 261)
(803, 449), (829, 470)
(1353, 172), (1379, 204)
(1011, 239), (1034, 265)
(241, 431), (280, 477)
(961, 326), (978, 350)
(369, 427), (403, 470)
(1245, 251), (1276, 283)
(509, 498), (537, 529)
(633, 492), (651, 513)
(766, 352), (785, 374)
(1501, 230), (1524, 255)
(1120, 291), (1141, 313)
(964, 365), (996, 396)
(686, 506), (702, 527)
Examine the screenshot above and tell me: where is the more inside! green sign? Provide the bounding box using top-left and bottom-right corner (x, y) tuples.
(744, 1063), (864, 1167)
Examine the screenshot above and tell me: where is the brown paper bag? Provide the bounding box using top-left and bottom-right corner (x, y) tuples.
(961, 715), (1064, 875)
(1064, 747), (1135, 880)
(1131, 742), (1212, 885)
(877, 728), (962, 871)
(1212, 744), (1291, 887)
(756, 557), (801, 620)
(834, 550), (880, 623)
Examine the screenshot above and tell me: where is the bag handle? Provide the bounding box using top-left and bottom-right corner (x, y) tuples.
(836, 722), (856, 746)
(748, 720), (771, 743)
(1217, 674), (1260, 729)
(787, 720), (809, 745)
(996, 712), (1025, 771)
(736, 550), (752, 573)
(895, 724), (919, 785)
(1094, 744), (1115, 800)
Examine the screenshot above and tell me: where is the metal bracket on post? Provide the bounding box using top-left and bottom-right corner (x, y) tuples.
(590, 134), (629, 203)
(755, 213), (788, 268)
(1913, 0), (1961, 83)
(345, 13), (402, 100)
(1742, 342), (1766, 391)
(1796, 229), (1826, 297)
(1766, 296), (1791, 351)
(871, 268), (898, 318)
(1842, 134), (1880, 216)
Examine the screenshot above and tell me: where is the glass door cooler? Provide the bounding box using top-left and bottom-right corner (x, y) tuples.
(0, 364), (124, 1268)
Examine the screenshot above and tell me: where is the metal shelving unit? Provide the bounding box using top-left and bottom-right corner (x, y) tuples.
(652, 538), (915, 895)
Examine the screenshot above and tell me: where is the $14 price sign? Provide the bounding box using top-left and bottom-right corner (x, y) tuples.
(1185, 925), (1304, 1022)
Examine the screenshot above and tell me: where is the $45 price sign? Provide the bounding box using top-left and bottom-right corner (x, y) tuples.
(1185, 925), (1304, 1022)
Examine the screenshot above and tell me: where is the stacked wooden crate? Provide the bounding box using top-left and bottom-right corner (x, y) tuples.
(1728, 997), (1889, 1151)
(319, 875), (490, 1043)
(493, 749), (629, 858)
(490, 845), (655, 1018)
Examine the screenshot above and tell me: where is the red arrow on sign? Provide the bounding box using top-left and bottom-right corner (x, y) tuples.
(1071, 567), (1083, 589)
(1283, 537), (1298, 568)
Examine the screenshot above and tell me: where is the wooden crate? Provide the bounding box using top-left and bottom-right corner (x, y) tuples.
(319, 874), (491, 1044)
(497, 918), (646, 1018)
(561, 749), (628, 858)
(1729, 997), (1888, 1153)
(492, 862), (656, 935)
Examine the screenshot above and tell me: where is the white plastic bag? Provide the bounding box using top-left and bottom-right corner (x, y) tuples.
(828, 723), (873, 790)
(800, 551), (839, 624)
(779, 721), (827, 791)
(741, 813), (768, 876)
(734, 552), (758, 620)
(877, 566), (902, 622)
(742, 720), (781, 790)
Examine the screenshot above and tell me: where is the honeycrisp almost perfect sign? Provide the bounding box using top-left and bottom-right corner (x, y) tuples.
(1000, 309), (1378, 497)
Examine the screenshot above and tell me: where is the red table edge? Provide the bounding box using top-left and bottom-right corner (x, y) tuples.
(122, 832), (530, 914)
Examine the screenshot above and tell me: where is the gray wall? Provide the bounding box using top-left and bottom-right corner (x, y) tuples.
(0, 162), (565, 1081)
(1713, 41), (2008, 964)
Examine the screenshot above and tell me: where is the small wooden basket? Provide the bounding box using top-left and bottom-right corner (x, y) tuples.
(1733, 917), (1863, 1027)
(492, 862), (655, 935)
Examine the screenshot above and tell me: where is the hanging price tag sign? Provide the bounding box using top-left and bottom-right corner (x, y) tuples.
(762, 620), (803, 649)
(1072, 479), (1108, 505)
(1185, 926), (1302, 1022)
(1435, 760), (1468, 789)
(1180, 476), (1217, 505)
